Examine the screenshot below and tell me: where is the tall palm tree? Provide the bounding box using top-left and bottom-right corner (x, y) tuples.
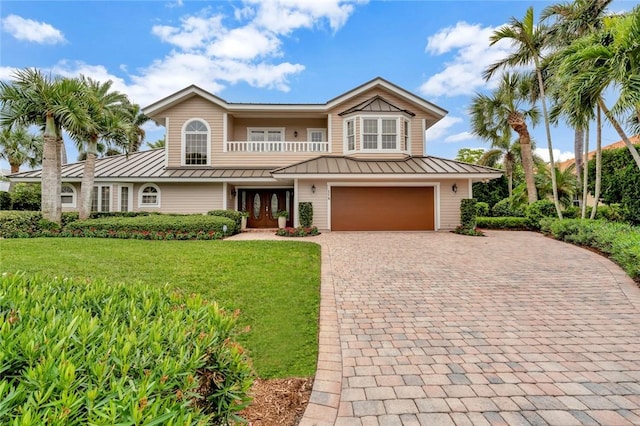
(0, 69), (89, 223)
(147, 138), (165, 149)
(477, 135), (520, 198)
(122, 101), (150, 154)
(536, 162), (579, 208)
(485, 7), (563, 218)
(555, 7), (640, 172)
(0, 125), (43, 173)
(470, 73), (540, 203)
(74, 76), (128, 220)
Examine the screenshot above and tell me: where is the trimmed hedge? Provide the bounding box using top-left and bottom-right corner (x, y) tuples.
(525, 200), (557, 230)
(208, 209), (244, 231)
(299, 202), (313, 228)
(476, 216), (531, 230)
(0, 273), (253, 424)
(541, 218), (640, 282)
(491, 198), (525, 217)
(476, 202), (490, 217)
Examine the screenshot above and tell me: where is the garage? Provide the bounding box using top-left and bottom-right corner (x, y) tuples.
(331, 186), (435, 231)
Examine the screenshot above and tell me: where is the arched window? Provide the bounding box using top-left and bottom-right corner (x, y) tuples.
(183, 119), (210, 165)
(138, 183), (160, 207)
(61, 183), (76, 208)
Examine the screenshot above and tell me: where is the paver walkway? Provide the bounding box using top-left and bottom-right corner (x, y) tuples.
(299, 231), (640, 426)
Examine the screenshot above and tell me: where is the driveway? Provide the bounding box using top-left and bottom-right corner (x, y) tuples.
(300, 231), (640, 426)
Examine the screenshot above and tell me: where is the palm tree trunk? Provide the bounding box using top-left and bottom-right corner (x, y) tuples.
(590, 105), (603, 219)
(79, 137), (98, 220)
(506, 160), (514, 198)
(574, 127), (584, 187)
(10, 163), (19, 174)
(41, 112), (60, 224)
(598, 99), (640, 171)
(581, 124), (589, 219)
(536, 68), (563, 219)
(509, 113), (537, 203)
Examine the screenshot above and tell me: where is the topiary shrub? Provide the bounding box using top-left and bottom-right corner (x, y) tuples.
(299, 202), (313, 227)
(0, 273), (253, 424)
(460, 198), (477, 229)
(491, 197), (525, 217)
(476, 202), (489, 217)
(525, 199), (557, 230)
(0, 190), (11, 210)
(9, 183), (41, 211)
(208, 209), (244, 231)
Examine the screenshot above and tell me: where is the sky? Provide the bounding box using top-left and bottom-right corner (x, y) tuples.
(1, 0), (638, 172)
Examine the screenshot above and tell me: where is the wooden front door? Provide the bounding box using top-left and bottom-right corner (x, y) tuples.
(241, 189), (293, 228)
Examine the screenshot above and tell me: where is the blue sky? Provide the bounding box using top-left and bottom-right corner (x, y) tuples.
(1, 0), (638, 171)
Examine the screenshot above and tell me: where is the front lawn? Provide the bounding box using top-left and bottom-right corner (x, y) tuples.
(0, 238), (321, 379)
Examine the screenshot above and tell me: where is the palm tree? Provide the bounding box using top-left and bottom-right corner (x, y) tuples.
(0, 125), (43, 173)
(485, 7), (563, 218)
(0, 69), (90, 223)
(122, 102), (150, 154)
(147, 138), (165, 149)
(470, 73), (540, 203)
(73, 76), (128, 220)
(477, 135), (520, 198)
(536, 162), (579, 208)
(555, 8), (640, 173)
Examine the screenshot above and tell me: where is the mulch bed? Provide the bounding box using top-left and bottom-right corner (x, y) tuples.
(240, 377), (314, 425)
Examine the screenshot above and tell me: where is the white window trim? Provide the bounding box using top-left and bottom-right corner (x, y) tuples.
(138, 183), (161, 208)
(92, 184), (113, 213)
(181, 118), (211, 166)
(61, 183), (77, 208)
(404, 119), (411, 153)
(344, 118), (356, 153)
(307, 128), (327, 142)
(118, 184), (134, 212)
(246, 127), (285, 141)
(360, 116), (401, 152)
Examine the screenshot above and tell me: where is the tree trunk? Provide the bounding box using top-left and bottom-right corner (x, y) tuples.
(10, 163), (19, 174)
(55, 136), (63, 222)
(590, 105), (603, 219)
(536, 68), (563, 219)
(506, 160), (514, 198)
(574, 127), (584, 187)
(508, 113), (538, 203)
(79, 137), (98, 220)
(41, 113), (60, 224)
(581, 124), (589, 219)
(598, 99), (640, 171)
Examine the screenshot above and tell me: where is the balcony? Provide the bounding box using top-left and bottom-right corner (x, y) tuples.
(225, 140), (329, 153)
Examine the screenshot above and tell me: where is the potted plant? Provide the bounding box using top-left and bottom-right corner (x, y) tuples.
(275, 210), (289, 228)
(239, 211), (249, 231)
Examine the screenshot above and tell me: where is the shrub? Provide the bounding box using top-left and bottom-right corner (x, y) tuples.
(460, 198), (477, 229)
(61, 211), (79, 227)
(0, 211), (44, 238)
(275, 226), (320, 237)
(9, 183), (41, 211)
(525, 199), (557, 230)
(491, 197), (525, 217)
(89, 211), (150, 219)
(476, 202), (490, 217)
(0, 273), (253, 424)
(593, 204), (624, 222)
(476, 216), (530, 230)
(208, 209), (244, 231)
(562, 205), (580, 219)
(299, 202), (313, 227)
(543, 218), (640, 282)
(0, 191), (11, 209)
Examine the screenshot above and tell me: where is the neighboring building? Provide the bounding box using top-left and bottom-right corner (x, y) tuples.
(0, 169), (10, 192)
(9, 77), (502, 230)
(558, 135), (640, 171)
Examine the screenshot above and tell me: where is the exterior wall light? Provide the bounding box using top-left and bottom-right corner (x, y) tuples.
(311, 184), (316, 194)
(452, 183), (458, 193)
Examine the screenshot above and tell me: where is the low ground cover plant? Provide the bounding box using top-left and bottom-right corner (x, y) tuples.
(541, 218), (640, 282)
(0, 273), (253, 424)
(476, 216), (530, 230)
(275, 226), (320, 237)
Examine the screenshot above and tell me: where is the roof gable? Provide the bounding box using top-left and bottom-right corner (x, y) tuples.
(339, 95), (415, 117)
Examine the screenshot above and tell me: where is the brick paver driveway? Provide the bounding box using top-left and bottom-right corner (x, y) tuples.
(304, 230), (640, 426)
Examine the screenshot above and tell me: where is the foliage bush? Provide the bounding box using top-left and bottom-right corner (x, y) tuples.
(0, 211), (45, 238)
(208, 209), (244, 231)
(475, 202), (490, 217)
(89, 211), (151, 219)
(298, 202), (313, 227)
(9, 183), (41, 211)
(542, 218), (640, 282)
(491, 197), (525, 217)
(275, 226), (320, 237)
(0, 191), (11, 210)
(460, 198), (477, 229)
(472, 176), (509, 208)
(476, 216), (530, 230)
(0, 273), (253, 424)
(525, 199), (557, 230)
(593, 204), (624, 222)
(562, 205), (580, 219)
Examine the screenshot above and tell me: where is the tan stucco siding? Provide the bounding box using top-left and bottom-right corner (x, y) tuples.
(297, 179), (329, 229)
(163, 97), (225, 168)
(134, 182), (223, 214)
(327, 87), (441, 156)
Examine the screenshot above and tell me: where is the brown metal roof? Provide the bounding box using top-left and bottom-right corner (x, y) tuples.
(9, 149), (274, 181)
(339, 95), (415, 117)
(271, 156), (503, 176)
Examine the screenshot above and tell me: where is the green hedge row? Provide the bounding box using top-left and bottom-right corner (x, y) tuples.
(0, 273), (253, 424)
(0, 211), (236, 239)
(541, 218), (640, 282)
(208, 209), (245, 230)
(476, 216), (531, 230)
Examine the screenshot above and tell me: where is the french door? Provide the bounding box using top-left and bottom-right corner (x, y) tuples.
(240, 189), (293, 228)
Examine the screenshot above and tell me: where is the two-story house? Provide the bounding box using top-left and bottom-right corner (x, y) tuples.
(10, 77), (502, 230)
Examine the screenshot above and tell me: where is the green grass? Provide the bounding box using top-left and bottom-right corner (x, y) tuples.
(0, 238), (320, 379)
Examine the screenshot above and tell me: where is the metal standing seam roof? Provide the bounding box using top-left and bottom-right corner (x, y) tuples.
(271, 156), (503, 176)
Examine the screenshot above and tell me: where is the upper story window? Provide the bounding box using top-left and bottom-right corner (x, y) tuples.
(346, 120), (355, 151)
(248, 128), (283, 142)
(361, 117), (398, 151)
(61, 183), (76, 208)
(183, 119), (210, 166)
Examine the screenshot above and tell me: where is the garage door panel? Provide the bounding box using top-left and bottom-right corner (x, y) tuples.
(331, 186), (434, 231)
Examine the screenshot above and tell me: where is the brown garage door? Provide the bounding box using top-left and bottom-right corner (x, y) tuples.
(331, 186), (435, 231)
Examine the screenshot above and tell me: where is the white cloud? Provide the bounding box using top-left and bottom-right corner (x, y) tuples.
(1, 14), (66, 44)
(0, 66), (18, 81)
(419, 21), (513, 98)
(445, 131), (475, 143)
(535, 148), (575, 163)
(206, 26), (281, 60)
(152, 15), (225, 51)
(425, 116), (463, 141)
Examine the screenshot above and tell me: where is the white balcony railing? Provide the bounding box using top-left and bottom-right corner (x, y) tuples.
(226, 140), (329, 153)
